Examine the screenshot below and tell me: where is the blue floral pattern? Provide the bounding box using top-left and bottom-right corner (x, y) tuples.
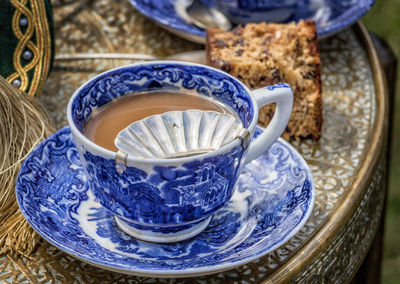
(16, 127), (314, 276)
(71, 63), (253, 131)
(129, 0), (374, 39)
(70, 63), (254, 234)
(83, 144), (243, 226)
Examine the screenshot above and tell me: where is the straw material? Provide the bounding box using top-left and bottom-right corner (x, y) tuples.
(0, 76), (54, 257)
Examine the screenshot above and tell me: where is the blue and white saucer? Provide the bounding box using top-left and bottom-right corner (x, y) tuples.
(16, 126), (314, 277)
(128, 0), (375, 43)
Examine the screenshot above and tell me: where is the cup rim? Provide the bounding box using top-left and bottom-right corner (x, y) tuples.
(67, 61), (258, 165)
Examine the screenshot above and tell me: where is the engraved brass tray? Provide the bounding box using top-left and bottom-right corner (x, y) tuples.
(0, 0), (388, 282)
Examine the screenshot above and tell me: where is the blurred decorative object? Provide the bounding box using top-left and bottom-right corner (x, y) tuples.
(177, 0), (232, 31)
(213, 0), (297, 24)
(0, 0), (54, 97)
(0, 76), (54, 257)
(128, 0), (375, 44)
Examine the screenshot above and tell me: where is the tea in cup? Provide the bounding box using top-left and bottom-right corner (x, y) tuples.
(67, 62), (293, 243)
(83, 91), (235, 152)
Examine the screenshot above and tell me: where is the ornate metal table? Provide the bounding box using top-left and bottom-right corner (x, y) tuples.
(0, 0), (389, 282)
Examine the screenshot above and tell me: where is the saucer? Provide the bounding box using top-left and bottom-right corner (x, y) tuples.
(128, 0), (375, 44)
(16, 126), (314, 277)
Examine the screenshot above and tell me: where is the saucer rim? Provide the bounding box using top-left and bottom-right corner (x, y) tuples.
(128, 0), (375, 44)
(16, 126), (315, 277)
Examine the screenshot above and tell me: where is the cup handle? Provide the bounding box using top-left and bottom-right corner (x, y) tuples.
(244, 83), (293, 165)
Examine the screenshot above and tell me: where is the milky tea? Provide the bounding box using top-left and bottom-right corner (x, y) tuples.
(83, 91), (235, 152)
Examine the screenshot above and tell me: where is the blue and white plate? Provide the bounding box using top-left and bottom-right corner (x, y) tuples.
(128, 0), (375, 43)
(16, 126), (314, 277)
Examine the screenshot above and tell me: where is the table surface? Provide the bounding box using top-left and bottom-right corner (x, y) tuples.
(0, 0), (388, 283)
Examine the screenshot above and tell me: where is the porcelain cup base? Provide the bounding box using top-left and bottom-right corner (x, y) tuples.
(115, 215), (212, 243)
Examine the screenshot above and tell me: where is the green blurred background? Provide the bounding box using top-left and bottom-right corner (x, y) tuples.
(363, 0), (400, 283)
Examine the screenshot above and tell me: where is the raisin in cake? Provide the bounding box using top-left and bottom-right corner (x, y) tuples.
(206, 20), (322, 140)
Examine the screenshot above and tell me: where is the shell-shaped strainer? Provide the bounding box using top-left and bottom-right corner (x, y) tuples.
(114, 110), (244, 159)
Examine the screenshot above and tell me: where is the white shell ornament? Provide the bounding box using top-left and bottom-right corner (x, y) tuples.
(115, 110), (244, 159)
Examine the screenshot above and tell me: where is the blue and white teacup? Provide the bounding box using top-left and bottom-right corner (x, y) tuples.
(67, 62), (293, 243)
(214, 0), (297, 24)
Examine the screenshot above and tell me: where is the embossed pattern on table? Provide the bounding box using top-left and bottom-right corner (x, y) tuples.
(0, 0), (385, 283)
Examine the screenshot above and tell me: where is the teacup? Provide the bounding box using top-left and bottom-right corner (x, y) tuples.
(67, 62), (293, 243)
(214, 0), (297, 24)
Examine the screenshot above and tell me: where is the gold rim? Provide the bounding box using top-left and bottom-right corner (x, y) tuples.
(265, 21), (389, 283)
